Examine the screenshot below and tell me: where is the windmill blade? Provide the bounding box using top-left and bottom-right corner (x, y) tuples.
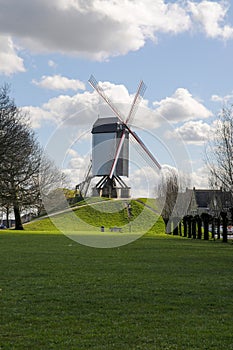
(130, 131), (161, 170)
(125, 80), (146, 126)
(110, 122), (161, 178)
(88, 75), (125, 123)
(89, 75), (160, 183)
(76, 159), (93, 197)
(109, 130), (126, 179)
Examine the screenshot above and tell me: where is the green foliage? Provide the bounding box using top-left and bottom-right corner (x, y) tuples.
(0, 233), (233, 349)
(62, 188), (76, 199)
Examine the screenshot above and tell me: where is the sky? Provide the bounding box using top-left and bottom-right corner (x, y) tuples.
(1, 0), (233, 196)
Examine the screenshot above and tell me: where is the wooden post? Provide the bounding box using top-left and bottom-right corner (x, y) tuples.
(201, 213), (210, 240)
(195, 215), (202, 239)
(183, 216), (187, 237)
(220, 211), (228, 243)
(192, 216), (197, 239)
(187, 215), (193, 238)
(216, 217), (221, 240)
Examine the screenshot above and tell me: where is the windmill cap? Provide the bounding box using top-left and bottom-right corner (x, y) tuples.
(92, 116), (126, 134)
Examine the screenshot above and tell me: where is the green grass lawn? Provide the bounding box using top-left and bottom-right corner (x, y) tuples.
(0, 230), (233, 349)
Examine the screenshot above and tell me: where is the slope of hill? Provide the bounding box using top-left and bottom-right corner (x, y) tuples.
(24, 199), (165, 235)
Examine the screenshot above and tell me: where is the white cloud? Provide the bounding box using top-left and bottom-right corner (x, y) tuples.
(0, 0), (190, 60)
(26, 81), (148, 128)
(52, 147), (92, 188)
(24, 82), (213, 133)
(166, 120), (212, 145)
(0, 1), (232, 61)
(191, 165), (210, 188)
(0, 35), (25, 75)
(48, 60), (57, 68)
(189, 0), (233, 40)
(121, 166), (160, 198)
(153, 88), (212, 123)
(211, 94), (224, 103)
(32, 75), (86, 91)
(211, 92), (233, 103)
(67, 152), (87, 170)
(22, 106), (54, 128)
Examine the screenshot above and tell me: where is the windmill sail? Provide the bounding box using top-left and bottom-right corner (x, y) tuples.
(88, 75), (161, 198)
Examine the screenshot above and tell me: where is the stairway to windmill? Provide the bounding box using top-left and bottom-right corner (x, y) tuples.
(76, 75), (161, 199)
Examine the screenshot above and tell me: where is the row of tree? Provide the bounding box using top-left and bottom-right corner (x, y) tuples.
(165, 212), (229, 243)
(0, 85), (65, 229)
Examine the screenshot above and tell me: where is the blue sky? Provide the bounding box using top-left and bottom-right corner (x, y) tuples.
(1, 0), (233, 194)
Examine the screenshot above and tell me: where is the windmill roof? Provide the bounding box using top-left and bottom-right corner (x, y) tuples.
(92, 116), (123, 133)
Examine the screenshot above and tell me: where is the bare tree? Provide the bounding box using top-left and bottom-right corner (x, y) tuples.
(205, 105), (233, 192)
(0, 85), (70, 228)
(0, 85), (43, 229)
(157, 167), (179, 229)
(37, 154), (68, 215)
(156, 166), (191, 233)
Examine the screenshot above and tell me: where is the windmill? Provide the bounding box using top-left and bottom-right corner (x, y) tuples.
(77, 75), (161, 198)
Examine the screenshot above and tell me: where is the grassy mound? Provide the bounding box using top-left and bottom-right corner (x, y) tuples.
(25, 199), (165, 235)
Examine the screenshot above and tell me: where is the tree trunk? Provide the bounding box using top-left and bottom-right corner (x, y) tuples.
(13, 203), (24, 230)
(211, 218), (215, 240)
(216, 217), (221, 240)
(187, 216), (192, 238)
(172, 217), (179, 235)
(163, 217), (171, 234)
(201, 213), (210, 240)
(196, 216), (202, 239)
(221, 211), (228, 243)
(192, 217), (196, 239)
(179, 221), (182, 236)
(183, 216), (187, 237)
(6, 206), (10, 228)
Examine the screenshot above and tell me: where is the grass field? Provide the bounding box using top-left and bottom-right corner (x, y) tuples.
(1, 230), (233, 349)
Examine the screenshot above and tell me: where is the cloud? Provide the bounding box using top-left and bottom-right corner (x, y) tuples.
(26, 81), (148, 128)
(0, 35), (25, 75)
(60, 148), (90, 188)
(32, 75), (86, 91)
(0, 1), (232, 61)
(0, 0), (190, 60)
(48, 60), (57, 68)
(166, 120), (212, 145)
(22, 106), (54, 128)
(211, 92), (233, 103)
(25, 82), (213, 133)
(191, 165), (210, 188)
(153, 88), (212, 123)
(189, 0), (233, 40)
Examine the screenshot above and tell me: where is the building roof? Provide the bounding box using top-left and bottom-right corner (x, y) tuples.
(193, 188), (232, 209)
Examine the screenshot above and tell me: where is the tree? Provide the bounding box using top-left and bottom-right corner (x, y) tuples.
(157, 166), (191, 234)
(157, 167), (179, 230)
(156, 166), (191, 233)
(37, 154), (68, 215)
(205, 105), (233, 192)
(0, 85), (69, 229)
(0, 85), (42, 229)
